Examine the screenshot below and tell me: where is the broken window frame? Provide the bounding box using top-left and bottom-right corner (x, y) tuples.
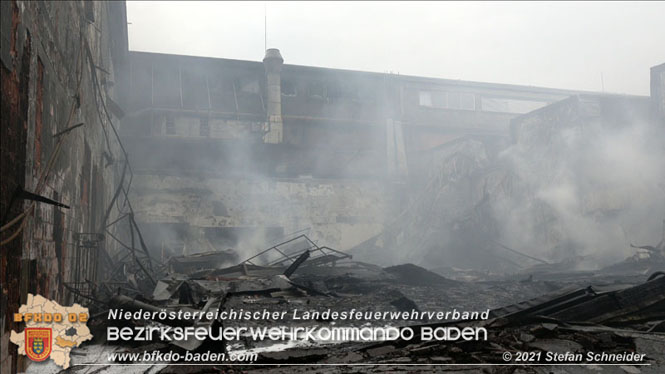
(199, 116), (210, 137)
(419, 90), (476, 111)
(165, 115), (176, 135)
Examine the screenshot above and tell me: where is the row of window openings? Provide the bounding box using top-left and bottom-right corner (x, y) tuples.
(419, 91), (551, 113)
(164, 117), (209, 137)
(153, 74), (545, 115)
(159, 93), (548, 136)
(139, 65), (552, 115)
(419, 91), (476, 111)
(282, 81), (360, 100)
(146, 72), (481, 110)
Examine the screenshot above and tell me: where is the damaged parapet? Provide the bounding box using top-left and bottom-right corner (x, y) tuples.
(263, 48), (284, 144)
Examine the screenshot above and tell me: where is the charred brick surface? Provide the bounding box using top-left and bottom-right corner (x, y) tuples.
(0, 2), (127, 372)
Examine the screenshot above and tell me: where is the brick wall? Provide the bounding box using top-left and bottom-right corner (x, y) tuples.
(0, 2), (127, 372)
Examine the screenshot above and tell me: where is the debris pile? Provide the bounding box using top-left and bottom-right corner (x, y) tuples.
(245, 274), (665, 372)
(58, 231), (665, 372)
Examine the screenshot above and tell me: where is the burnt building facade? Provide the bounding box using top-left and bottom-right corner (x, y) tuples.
(0, 1), (128, 371)
(2, 2), (662, 371)
(120, 49), (584, 257)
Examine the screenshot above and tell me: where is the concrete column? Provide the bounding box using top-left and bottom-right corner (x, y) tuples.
(386, 118), (408, 177)
(263, 48), (284, 144)
(651, 63), (665, 123)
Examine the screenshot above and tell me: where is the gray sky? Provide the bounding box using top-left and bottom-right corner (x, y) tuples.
(126, 1), (665, 95)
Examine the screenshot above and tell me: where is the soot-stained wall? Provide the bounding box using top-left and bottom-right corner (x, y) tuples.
(0, 2), (127, 372)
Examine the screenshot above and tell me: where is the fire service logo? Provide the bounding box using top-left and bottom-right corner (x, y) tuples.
(10, 294), (92, 369)
(25, 328), (52, 362)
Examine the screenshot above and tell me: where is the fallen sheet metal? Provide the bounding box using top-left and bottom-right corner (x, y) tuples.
(168, 249), (239, 274)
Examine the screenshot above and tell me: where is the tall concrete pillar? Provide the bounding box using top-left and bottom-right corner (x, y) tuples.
(651, 63), (665, 123)
(386, 118), (408, 177)
(263, 48), (284, 144)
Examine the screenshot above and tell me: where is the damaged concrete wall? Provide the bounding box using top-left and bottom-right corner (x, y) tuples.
(351, 136), (513, 269)
(354, 93), (664, 273)
(130, 174), (390, 257)
(0, 2), (127, 372)
(498, 95), (663, 266)
(121, 50), (583, 258)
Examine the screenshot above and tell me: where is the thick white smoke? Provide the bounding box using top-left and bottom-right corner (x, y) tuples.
(496, 109), (665, 268)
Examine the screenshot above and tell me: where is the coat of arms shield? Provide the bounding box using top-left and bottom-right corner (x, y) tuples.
(25, 328), (52, 362)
